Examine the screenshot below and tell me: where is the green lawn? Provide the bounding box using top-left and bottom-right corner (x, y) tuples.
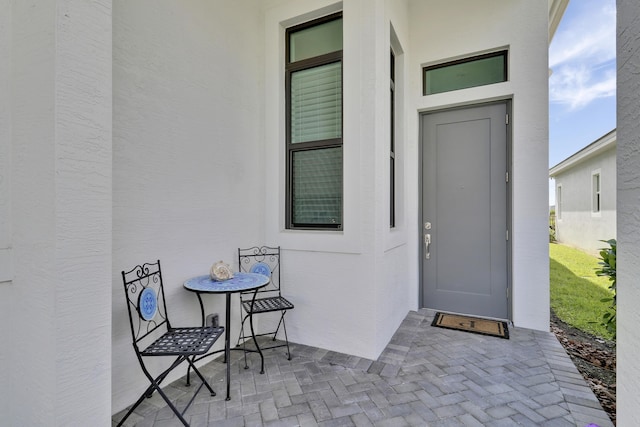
(549, 243), (615, 340)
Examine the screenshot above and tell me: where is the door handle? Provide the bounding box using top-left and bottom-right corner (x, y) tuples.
(424, 233), (431, 259)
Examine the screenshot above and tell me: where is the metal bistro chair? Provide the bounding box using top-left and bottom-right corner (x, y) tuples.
(237, 246), (294, 365)
(119, 260), (224, 427)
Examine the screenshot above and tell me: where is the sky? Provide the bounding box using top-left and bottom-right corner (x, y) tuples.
(548, 0), (616, 205)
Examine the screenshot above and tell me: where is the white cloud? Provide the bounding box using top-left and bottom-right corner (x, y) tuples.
(549, 1), (616, 110)
(550, 66), (616, 110)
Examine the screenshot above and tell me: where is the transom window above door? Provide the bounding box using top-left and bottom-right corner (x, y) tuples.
(423, 50), (508, 95)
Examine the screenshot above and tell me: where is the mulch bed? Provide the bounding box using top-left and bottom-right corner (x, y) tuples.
(550, 311), (616, 425)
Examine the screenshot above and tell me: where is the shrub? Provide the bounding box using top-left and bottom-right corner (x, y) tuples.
(595, 239), (616, 338)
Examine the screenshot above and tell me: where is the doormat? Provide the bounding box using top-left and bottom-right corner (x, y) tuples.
(431, 312), (509, 339)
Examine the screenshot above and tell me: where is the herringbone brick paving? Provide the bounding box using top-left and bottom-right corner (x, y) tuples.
(112, 310), (613, 426)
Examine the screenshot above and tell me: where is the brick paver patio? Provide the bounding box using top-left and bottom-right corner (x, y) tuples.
(112, 309), (613, 426)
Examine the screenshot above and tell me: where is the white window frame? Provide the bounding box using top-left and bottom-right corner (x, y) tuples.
(385, 23), (406, 251)
(556, 184), (562, 221)
(285, 12), (343, 231)
(265, 2), (364, 254)
(591, 169), (602, 216)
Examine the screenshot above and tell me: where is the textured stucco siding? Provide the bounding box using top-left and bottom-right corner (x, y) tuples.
(554, 147), (617, 254)
(0, 0), (11, 419)
(2, 1), (113, 425)
(112, 0), (265, 413)
(616, 0), (640, 424)
(264, 0), (550, 359)
(0, 0), (10, 284)
(1, 1), (559, 421)
(264, 0), (403, 361)
(407, 0), (550, 330)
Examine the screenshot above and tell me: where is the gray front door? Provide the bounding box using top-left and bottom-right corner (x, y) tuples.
(421, 103), (509, 319)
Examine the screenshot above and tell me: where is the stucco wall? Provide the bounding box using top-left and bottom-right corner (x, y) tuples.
(554, 147), (617, 254)
(2, 1), (113, 425)
(378, 0), (412, 354)
(0, 0), (11, 419)
(264, 0), (372, 358)
(616, 0), (640, 424)
(263, 0), (414, 360)
(0, 0), (559, 422)
(0, 0), (10, 284)
(263, 0), (551, 362)
(112, 0), (265, 413)
(407, 0), (550, 330)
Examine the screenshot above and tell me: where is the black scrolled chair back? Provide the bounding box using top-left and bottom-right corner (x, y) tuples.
(237, 245), (293, 364)
(122, 261), (171, 350)
(238, 246), (281, 294)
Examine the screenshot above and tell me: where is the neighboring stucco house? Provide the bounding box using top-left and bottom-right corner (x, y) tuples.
(550, 130), (617, 254)
(0, 0), (596, 423)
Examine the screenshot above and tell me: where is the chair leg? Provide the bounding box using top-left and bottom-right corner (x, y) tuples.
(248, 311), (265, 374)
(186, 357), (192, 386)
(149, 358), (215, 426)
(238, 313), (250, 369)
(272, 314), (285, 341)
(185, 357), (216, 396)
(235, 313), (248, 347)
(155, 384), (190, 426)
(279, 311), (292, 360)
(120, 357), (191, 427)
(116, 383), (154, 427)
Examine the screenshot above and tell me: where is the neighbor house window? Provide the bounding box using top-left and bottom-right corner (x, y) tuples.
(556, 185), (562, 220)
(592, 171), (601, 213)
(423, 50), (508, 95)
(286, 13), (343, 229)
(390, 48), (396, 228)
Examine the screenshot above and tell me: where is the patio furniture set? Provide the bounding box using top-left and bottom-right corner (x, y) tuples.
(118, 245), (293, 427)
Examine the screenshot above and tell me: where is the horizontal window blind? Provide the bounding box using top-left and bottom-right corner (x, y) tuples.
(291, 62), (342, 144)
(292, 147), (343, 226)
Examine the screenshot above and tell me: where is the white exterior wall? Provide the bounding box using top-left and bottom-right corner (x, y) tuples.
(112, 0), (265, 414)
(0, 0), (11, 284)
(264, 0), (413, 360)
(406, 1), (550, 330)
(380, 0), (412, 355)
(617, 0), (640, 424)
(554, 148), (617, 255)
(0, 0), (557, 420)
(0, 0), (12, 419)
(263, 0), (551, 363)
(1, 1), (113, 426)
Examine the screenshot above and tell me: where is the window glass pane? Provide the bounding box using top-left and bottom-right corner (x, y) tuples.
(425, 53), (506, 95)
(292, 147), (343, 226)
(289, 18), (342, 63)
(557, 187), (562, 219)
(593, 174), (601, 212)
(291, 62), (342, 144)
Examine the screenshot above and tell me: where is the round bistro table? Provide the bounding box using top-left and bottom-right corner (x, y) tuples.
(183, 272), (270, 400)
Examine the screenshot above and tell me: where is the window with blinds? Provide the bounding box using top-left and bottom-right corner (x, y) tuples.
(291, 62), (342, 144)
(286, 13), (343, 229)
